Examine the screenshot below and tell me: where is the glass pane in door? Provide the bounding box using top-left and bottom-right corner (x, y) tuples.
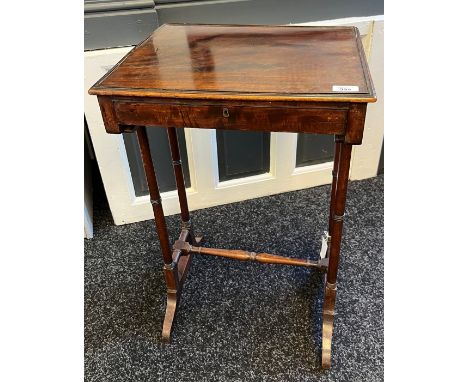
(216, 130), (270, 182)
(123, 127), (191, 197)
(296, 133), (334, 167)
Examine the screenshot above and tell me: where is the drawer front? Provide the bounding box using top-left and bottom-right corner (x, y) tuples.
(113, 101), (346, 134)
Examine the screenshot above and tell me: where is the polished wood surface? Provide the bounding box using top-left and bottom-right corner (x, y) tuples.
(135, 126), (173, 266)
(173, 240), (328, 270)
(322, 280), (337, 369)
(321, 140), (354, 368)
(167, 127), (191, 225)
(113, 99), (348, 134)
(327, 142), (353, 285)
(89, 24), (377, 369)
(89, 24), (376, 103)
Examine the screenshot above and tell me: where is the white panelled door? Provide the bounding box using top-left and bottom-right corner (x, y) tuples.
(84, 16), (384, 225)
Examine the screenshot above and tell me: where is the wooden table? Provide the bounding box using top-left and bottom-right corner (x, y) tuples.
(89, 23), (376, 369)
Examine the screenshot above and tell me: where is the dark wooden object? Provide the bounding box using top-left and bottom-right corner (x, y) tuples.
(89, 23), (376, 369)
(173, 240), (329, 270)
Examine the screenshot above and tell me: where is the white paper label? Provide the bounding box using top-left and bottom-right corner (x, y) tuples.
(332, 85), (359, 92)
(319, 232), (329, 259)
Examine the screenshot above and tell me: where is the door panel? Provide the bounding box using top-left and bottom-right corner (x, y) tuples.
(296, 134), (334, 167)
(216, 130), (270, 182)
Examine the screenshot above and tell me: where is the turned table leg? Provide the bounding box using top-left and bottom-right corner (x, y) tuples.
(322, 140), (353, 369)
(163, 127), (204, 341)
(167, 127), (194, 242)
(136, 126), (180, 343)
(328, 137), (342, 236)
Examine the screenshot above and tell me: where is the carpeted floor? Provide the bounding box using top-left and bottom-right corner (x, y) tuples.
(84, 175), (383, 382)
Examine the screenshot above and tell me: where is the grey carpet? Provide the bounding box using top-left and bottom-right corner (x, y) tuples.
(85, 175), (383, 382)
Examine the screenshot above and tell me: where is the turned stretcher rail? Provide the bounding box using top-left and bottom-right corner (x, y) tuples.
(173, 240), (328, 270)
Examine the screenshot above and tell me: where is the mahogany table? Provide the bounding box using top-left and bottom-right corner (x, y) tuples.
(89, 23), (376, 369)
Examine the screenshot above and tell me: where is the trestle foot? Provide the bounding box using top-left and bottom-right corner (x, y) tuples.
(161, 291), (178, 343)
(321, 278), (337, 369)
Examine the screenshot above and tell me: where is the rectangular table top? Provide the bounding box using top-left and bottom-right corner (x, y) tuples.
(89, 24), (376, 103)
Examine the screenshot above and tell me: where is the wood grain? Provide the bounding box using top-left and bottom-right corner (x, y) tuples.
(173, 240), (328, 270)
(113, 101), (347, 134)
(88, 24), (377, 367)
(89, 24), (376, 103)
